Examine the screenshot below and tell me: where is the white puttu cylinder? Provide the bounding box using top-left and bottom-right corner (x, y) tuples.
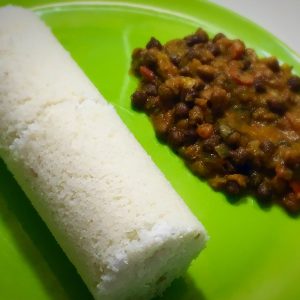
(0, 6), (207, 300)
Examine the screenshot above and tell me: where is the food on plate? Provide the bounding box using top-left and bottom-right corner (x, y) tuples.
(0, 6), (207, 300)
(131, 28), (300, 213)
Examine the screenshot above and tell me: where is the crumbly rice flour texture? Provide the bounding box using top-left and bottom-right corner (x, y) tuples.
(0, 6), (207, 300)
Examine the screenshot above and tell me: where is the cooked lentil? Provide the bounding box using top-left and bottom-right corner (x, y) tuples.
(131, 28), (300, 213)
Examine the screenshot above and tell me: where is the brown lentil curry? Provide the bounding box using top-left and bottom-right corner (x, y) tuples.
(131, 28), (300, 213)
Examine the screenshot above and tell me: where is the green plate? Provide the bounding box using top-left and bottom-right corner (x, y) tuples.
(1, 1), (300, 299)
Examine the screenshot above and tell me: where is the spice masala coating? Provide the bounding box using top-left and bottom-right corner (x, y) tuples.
(131, 29), (300, 213)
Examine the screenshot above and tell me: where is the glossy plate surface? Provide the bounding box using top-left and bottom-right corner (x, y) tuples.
(0, 1), (300, 299)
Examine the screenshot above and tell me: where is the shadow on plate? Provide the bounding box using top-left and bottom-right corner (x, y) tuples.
(224, 190), (300, 218)
(0, 159), (92, 300)
(156, 276), (206, 300)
